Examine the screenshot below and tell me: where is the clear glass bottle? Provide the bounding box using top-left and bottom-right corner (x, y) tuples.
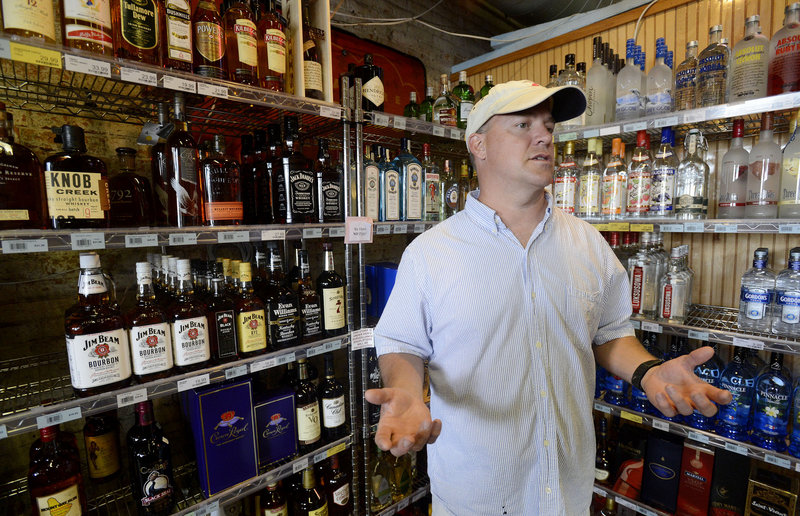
(421, 143), (442, 221)
(686, 343), (723, 431)
(363, 144), (380, 221)
(650, 128), (678, 218)
(393, 138), (423, 221)
(751, 352), (792, 452)
(718, 119), (749, 218)
(628, 232), (658, 317)
(370, 447), (393, 512)
(746, 112), (782, 218)
(626, 130), (652, 217)
(738, 247), (776, 332)
(646, 38), (673, 115)
(658, 246), (691, 323)
(768, 2), (800, 95)
(554, 141), (579, 215)
(378, 147), (401, 222)
(585, 37), (608, 126)
(716, 347), (757, 441)
(774, 247), (800, 337)
(558, 53), (585, 129)
(452, 70), (475, 129)
(432, 74), (457, 127)
(780, 110), (800, 217)
(729, 15), (769, 100)
(674, 129), (709, 219)
(577, 138), (602, 219)
(696, 25), (729, 107)
(546, 64), (559, 88)
(127, 262), (174, 383)
(615, 39), (644, 121)
(168, 258), (210, 372)
(601, 137), (627, 219)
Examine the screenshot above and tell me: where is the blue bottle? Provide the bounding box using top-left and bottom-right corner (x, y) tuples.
(656, 336), (687, 422)
(392, 138), (423, 221)
(788, 378), (800, 458)
(628, 332), (657, 414)
(604, 373), (627, 406)
(378, 147), (401, 221)
(685, 343), (723, 431)
(751, 352), (792, 452)
(716, 347), (756, 441)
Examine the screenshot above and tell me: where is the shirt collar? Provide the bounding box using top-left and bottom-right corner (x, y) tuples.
(465, 190), (554, 235)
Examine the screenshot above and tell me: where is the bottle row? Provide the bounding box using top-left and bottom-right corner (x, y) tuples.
(401, 71), (495, 129)
(554, 115), (800, 220)
(65, 244), (346, 397)
(368, 444), (426, 513)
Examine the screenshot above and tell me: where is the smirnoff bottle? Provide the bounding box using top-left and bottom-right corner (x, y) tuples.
(168, 259), (210, 372)
(738, 248), (775, 332)
(658, 246), (691, 323)
(746, 112), (782, 218)
(773, 247), (800, 337)
(768, 3), (800, 95)
(650, 128), (678, 218)
(626, 130), (652, 217)
(686, 344), (723, 431)
(629, 232), (658, 317)
(717, 347), (757, 440)
(717, 119), (749, 218)
(601, 138), (627, 219)
(577, 138), (602, 219)
(696, 25), (729, 107)
(675, 129), (709, 219)
(553, 141), (578, 214)
(751, 352), (792, 452)
(780, 111), (800, 217)
(729, 15), (769, 100)
(127, 262), (174, 383)
(674, 41), (699, 110)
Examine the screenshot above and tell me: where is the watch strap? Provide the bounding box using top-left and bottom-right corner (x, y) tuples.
(631, 359), (664, 392)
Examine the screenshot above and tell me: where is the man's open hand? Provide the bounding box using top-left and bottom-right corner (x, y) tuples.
(365, 387), (442, 457)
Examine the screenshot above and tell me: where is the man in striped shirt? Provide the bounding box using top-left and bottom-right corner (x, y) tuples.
(366, 80), (732, 515)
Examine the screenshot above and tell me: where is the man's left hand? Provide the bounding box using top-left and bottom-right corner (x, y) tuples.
(641, 346), (733, 418)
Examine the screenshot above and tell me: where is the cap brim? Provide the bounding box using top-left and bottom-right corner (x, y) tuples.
(491, 84), (586, 122)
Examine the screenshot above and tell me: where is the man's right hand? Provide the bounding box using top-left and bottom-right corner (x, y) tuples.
(365, 387), (442, 457)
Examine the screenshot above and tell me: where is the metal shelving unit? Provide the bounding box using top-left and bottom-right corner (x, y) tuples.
(363, 111), (465, 142)
(581, 218), (800, 234)
(591, 483), (670, 516)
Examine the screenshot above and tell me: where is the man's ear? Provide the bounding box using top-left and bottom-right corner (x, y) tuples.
(467, 133), (486, 160)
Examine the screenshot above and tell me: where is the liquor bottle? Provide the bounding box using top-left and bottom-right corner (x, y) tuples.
(418, 86), (435, 122)
(28, 426), (88, 516)
(696, 25), (729, 107)
(605, 46), (617, 119)
(66, 253), (132, 397)
(166, 94), (201, 227)
(746, 112), (782, 218)
(452, 70), (475, 129)
(83, 411), (121, 482)
(780, 111), (800, 217)
(658, 246), (690, 323)
(0, 103), (46, 230)
(256, 0), (287, 91)
(315, 138), (343, 222)
(478, 74), (494, 100)
(324, 452), (352, 515)
(603, 370), (626, 406)
(646, 38), (673, 115)
(293, 466), (327, 515)
(44, 125), (110, 229)
(585, 37), (607, 125)
(674, 129), (709, 220)
(109, 147), (154, 228)
(295, 358), (321, 455)
(615, 39), (644, 121)
(558, 53), (584, 129)
(162, 0), (192, 72)
(649, 128), (677, 218)
(259, 481), (288, 515)
(112, 0), (161, 64)
(685, 344), (723, 431)
(301, 5), (324, 100)
(223, 0), (258, 85)
(1, 0), (55, 42)
(282, 116), (316, 223)
(199, 135), (243, 225)
(128, 401), (175, 515)
(378, 147), (401, 222)
(594, 415), (612, 485)
(717, 119), (749, 218)
(457, 159), (470, 211)
(318, 243), (347, 336)
(356, 53), (385, 112)
(628, 232), (658, 318)
(790, 379), (800, 458)
(168, 258), (210, 372)
(433, 74), (457, 127)
(716, 347), (756, 441)
(206, 272), (239, 363)
(751, 352), (792, 452)
(626, 130), (652, 218)
(61, 0), (113, 54)
(629, 331), (658, 414)
(240, 133), (258, 224)
(394, 138), (423, 221)
(774, 247), (800, 337)
(599, 497), (617, 516)
(601, 138), (627, 219)
(442, 158), (459, 218)
(768, 3), (800, 95)
(259, 123), (282, 223)
(729, 15), (769, 100)
(264, 248), (300, 350)
(296, 249), (322, 343)
(233, 262), (267, 357)
(739, 248), (776, 332)
(403, 92), (420, 118)
(127, 262), (174, 382)
(230, 258), (242, 294)
(192, 0), (227, 79)
(674, 41), (699, 110)
(150, 103), (173, 226)
(318, 355), (346, 442)
(577, 138), (602, 219)
(391, 453), (412, 502)
(363, 145), (380, 221)
(421, 143), (442, 221)
(370, 447), (393, 512)
(554, 141), (578, 215)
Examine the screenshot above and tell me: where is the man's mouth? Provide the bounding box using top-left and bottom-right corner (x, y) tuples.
(531, 154), (551, 161)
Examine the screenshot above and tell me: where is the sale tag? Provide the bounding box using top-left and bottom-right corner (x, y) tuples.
(125, 234), (158, 248)
(393, 117), (407, 130)
(225, 365), (248, 379)
(64, 54), (110, 77)
(432, 126), (445, 137)
(319, 106), (342, 119)
(688, 431), (710, 444)
(592, 223), (609, 231)
(37, 407), (82, 429)
(688, 330), (709, 341)
(393, 224), (408, 234)
(218, 231), (249, 243)
(163, 75), (196, 93)
(303, 228), (323, 239)
(641, 321), (662, 333)
(2, 239), (48, 254)
(197, 82), (228, 99)
(351, 328), (375, 350)
(120, 67), (158, 87)
(293, 458), (309, 473)
(177, 374), (210, 392)
(327, 442), (347, 456)
(71, 232), (105, 250)
(345, 216), (373, 244)
(651, 420), (669, 432)
(117, 388), (148, 408)
(261, 229), (286, 241)
(169, 233), (197, 246)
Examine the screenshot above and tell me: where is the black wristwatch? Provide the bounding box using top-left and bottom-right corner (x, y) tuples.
(631, 359), (664, 391)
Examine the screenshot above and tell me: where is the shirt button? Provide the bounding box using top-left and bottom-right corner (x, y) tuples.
(543, 440), (549, 447)
(536, 341), (542, 349)
(540, 389), (546, 398)
(531, 292), (535, 300)
(545, 487), (552, 495)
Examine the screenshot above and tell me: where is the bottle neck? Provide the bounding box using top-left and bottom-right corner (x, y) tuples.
(324, 358), (335, 379)
(298, 361), (309, 380)
(323, 250), (335, 271)
(136, 403), (155, 427)
(770, 353), (783, 370)
(302, 467), (316, 490)
(176, 274), (195, 296)
(786, 9), (800, 26)
(137, 280), (157, 302)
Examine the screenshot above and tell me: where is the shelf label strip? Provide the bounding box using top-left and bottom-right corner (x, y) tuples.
(329, 227), (346, 238)
(163, 75), (196, 93)
(779, 223), (800, 234)
(125, 234), (159, 248)
(197, 82), (228, 99)
(177, 373), (210, 392)
(303, 228), (323, 239)
(393, 224), (408, 234)
(117, 387), (148, 408)
(654, 116), (679, 128)
(250, 357), (276, 372)
(261, 229), (286, 241)
(328, 441), (347, 456)
(37, 406), (82, 429)
(724, 441), (749, 456)
(0, 424), (5, 439)
(620, 411), (643, 424)
(714, 224), (738, 234)
(292, 457), (309, 473)
(684, 222), (705, 233)
(319, 106), (342, 120)
(276, 352), (295, 366)
(593, 402), (612, 414)
(622, 121), (647, 132)
(218, 230), (249, 243)
(583, 129), (600, 138)
(397, 498), (410, 510)
(599, 125), (620, 136)
(2, 239), (48, 254)
(641, 321), (662, 333)
(10, 42), (62, 69)
(688, 430), (710, 444)
(393, 117), (407, 130)
(412, 488), (428, 502)
(169, 233), (197, 246)
(64, 54), (110, 77)
(732, 337), (764, 350)
(374, 224), (390, 235)
(432, 126), (445, 137)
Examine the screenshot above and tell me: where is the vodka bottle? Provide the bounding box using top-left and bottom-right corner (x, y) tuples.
(626, 130), (652, 217)
(790, 379), (800, 457)
(696, 26), (729, 107)
(558, 54), (584, 129)
(603, 370), (627, 406)
(767, 2), (800, 95)
(729, 15), (769, 100)
(578, 138), (602, 219)
(738, 247), (776, 332)
(658, 246), (690, 323)
(675, 129), (709, 219)
(779, 111), (800, 217)
(674, 41), (699, 110)
(546, 65), (559, 87)
(717, 119), (749, 218)
(554, 141), (579, 214)
(605, 44), (617, 121)
(616, 39), (644, 121)
(751, 352), (792, 452)
(650, 128), (678, 218)
(746, 112), (782, 218)
(646, 38), (673, 115)
(716, 347), (757, 440)
(585, 36), (608, 126)
(601, 138), (627, 219)
(628, 232), (658, 317)
(773, 247), (800, 337)
(686, 343), (723, 431)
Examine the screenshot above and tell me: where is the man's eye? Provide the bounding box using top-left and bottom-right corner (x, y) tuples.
(516, 122), (528, 128)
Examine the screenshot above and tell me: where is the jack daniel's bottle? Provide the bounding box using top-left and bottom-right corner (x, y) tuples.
(282, 116), (316, 223)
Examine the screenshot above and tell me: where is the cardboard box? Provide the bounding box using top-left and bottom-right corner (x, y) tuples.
(641, 432), (684, 513)
(709, 448), (750, 516)
(745, 463), (799, 516)
(676, 442), (715, 516)
(365, 262), (398, 318)
(253, 387), (297, 470)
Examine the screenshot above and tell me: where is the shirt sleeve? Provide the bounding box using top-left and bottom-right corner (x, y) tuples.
(593, 242), (636, 346)
(374, 247), (434, 360)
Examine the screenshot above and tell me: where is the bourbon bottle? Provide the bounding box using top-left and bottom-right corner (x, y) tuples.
(151, 102), (172, 226)
(168, 258), (211, 372)
(199, 134), (243, 225)
(296, 249), (322, 343)
(264, 247), (300, 350)
(319, 355), (346, 442)
(222, 0), (259, 85)
(256, 0), (287, 91)
(165, 94), (201, 227)
(192, 0), (227, 79)
(112, 0), (162, 64)
(1, 0), (56, 43)
(295, 359), (322, 455)
(300, 4), (324, 100)
(162, 0), (193, 72)
(235, 261), (268, 357)
(61, 0), (114, 55)
(28, 426), (88, 516)
(109, 147), (154, 227)
(241, 133), (258, 224)
(317, 243), (347, 336)
(127, 262), (174, 382)
(282, 116), (316, 223)
(206, 264), (238, 363)
(0, 103), (46, 230)
(127, 401), (176, 515)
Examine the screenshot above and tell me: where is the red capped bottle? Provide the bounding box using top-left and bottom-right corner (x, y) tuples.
(28, 426), (88, 516)
(127, 401), (175, 515)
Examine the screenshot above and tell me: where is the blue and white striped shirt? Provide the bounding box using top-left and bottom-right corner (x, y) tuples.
(375, 191), (634, 515)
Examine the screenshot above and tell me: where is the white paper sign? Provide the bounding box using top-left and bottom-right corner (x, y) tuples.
(65, 54), (111, 77)
(351, 328), (375, 350)
(120, 67), (157, 86)
(345, 217), (373, 244)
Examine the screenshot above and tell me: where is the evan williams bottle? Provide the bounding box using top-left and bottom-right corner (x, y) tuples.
(264, 247), (301, 350)
(28, 426), (88, 516)
(65, 253), (132, 397)
(256, 0), (287, 91)
(235, 261), (268, 357)
(296, 249), (322, 343)
(193, 0), (227, 79)
(127, 262), (174, 382)
(168, 258), (211, 372)
(61, 0), (113, 55)
(223, 0), (259, 85)
(112, 0), (162, 64)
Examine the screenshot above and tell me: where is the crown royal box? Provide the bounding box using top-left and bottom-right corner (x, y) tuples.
(253, 386), (297, 470)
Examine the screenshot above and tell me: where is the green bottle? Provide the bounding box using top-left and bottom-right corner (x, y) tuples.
(478, 74), (494, 100)
(418, 86), (435, 122)
(403, 91), (420, 118)
(452, 70), (475, 129)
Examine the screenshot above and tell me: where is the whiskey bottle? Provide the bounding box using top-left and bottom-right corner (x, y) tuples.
(236, 261), (268, 357)
(294, 466), (328, 515)
(1, 0), (55, 42)
(166, 93), (201, 227)
(168, 258), (210, 372)
(0, 103), (46, 230)
(28, 426), (88, 516)
(127, 262), (174, 382)
(83, 411), (121, 482)
(403, 91), (420, 118)
(297, 249), (322, 343)
(222, 0), (258, 85)
(128, 401), (175, 515)
(317, 243), (347, 336)
(259, 481), (288, 515)
(390, 453), (412, 502)
(282, 116), (316, 223)
(318, 355), (346, 442)
(295, 358), (322, 455)
(199, 134), (243, 225)
(110, 147), (154, 227)
(259, 123), (283, 223)
(241, 133), (258, 224)
(324, 452), (352, 515)
(66, 253), (132, 397)
(206, 266), (239, 363)
(112, 0), (162, 64)
(301, 5), (324, 100)
(316, 138), (343, 222)
(162, 0), (193, 72)
(357, 53), (384, 112)
(264, 247), (301, 350)
(61, 0), (113, 55)
(193, 0), (227, 79)
(256, 0), (287, 91)
(150, 103), (173, 226)
(44, 125), (110, 229)
(370, 447), (393, 512)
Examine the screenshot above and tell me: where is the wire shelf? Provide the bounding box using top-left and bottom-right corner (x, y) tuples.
(591, 483), (671, 516)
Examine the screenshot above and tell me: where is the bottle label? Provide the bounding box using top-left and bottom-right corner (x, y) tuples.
(363, 76), (385, 107)
(176, 146), (197, 184)
(645, 92), (672, 114)
(768, 37), (800, 93)
(129, 323), (173, 375)
(321, 286), (346, 330)
(296, 402), (321, 444)
(631, 266), (644, 313)
(605, 374), (624, 393)
(307, 504), (327, 516)
(697, 55), (728, 105)
(237, 309), (267, 353)
(384, 170), (400, 220)
(34, 483), (82, 516)
(372, 474), (391, 505)
(660, 285), (673, 319)
(755, 391), (790, 436)
(333, 483), (350, 506)
(85, 430), (121, 478)
(405, 163), (423, 219)
(601, 174), (625, 215)
(133, 459), (173, 509)
(212, 310), (237, 358)
(265, 28), (286, 74)
(777, 290), (800, 324)
(741, 287), (772, 320)
(303, 60), (324, 94)
(204, 201), (244, 221)
(289, 170), (315, 215)
(718, 375), (754, 428)
(196, 21), (225, 62)
(445, 184), (459, 210)
(45, 171), (109, 220)
(321, 181), (342, 219)
(268, 301), (299, 347)
(747, 160), (780, 205)
(594, 468), (610, 482)
(458, 101), (473, 122)
(365, 164), (380, 220)
(675, 194), (705, 215)
(322, 395), (345, 428)
(730, 44), (767, 99)
(166, 0), (192, 62)
(301, 300), (321, 338)
(434, 106), (456, 126)
(234, 19), (258, 67)
(0, 209), (29, 221)
(78, 270), (108, 296)
(171, 316), (210, 365)
(425, 173), (441, 215)
(263, 503), (288, 516)
(2, 0), (56, 40)
(615, 92), (641, 118)
(64, 0), (112, 47)
(120, 0), (158, 50)
(553, 176), (576, 213)
(66, 328), (132, 389)
(578, 174), (600, 215)
(626, 168), (652, 213)
(650, 166), (675, 212)
(780, 158), (800, 205)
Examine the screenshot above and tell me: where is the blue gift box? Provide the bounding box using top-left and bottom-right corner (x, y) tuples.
(253, 387), (297, 469)
(184, 379), (259, 498)
(366, 262), (398, 318)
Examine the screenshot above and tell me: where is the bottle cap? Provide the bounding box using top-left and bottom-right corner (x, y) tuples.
(671, 247), (681, 258)
(788, 3), (800, 12)
(789, 247), (800, 260)
(459, 70), (467, 81)
(640, 232), (651, 245)
(486, 74), (493, 81)
(323, 242), (333, 251)
(409, 91), (417, 102)
(549, 64), (558, 75)
(687, 40), (698, 49)
(710, 24), (723, 33)
(760, 112), (774, 131)
(168, 257), (178, 273)
(636, 130), (648, 148)
(565, 53), (575, 66)
(731, 119), (744, 138)
(79, 252), (100, 269)
(60, 124), (87, 152)
(746, 14), (760, 24)
(136, 262), (152, 283)
(177, 258), (191, 274)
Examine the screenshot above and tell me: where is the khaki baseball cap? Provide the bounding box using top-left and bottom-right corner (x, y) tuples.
(465, 80), (586, 142)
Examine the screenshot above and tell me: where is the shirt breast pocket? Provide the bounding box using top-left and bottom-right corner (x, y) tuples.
(563, 285), (601, 345)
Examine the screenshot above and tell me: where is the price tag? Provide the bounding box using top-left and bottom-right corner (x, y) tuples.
(218, 231), (249, 243)
(397, 497), (410, 510)
(305, 343), (328, 357)
(688, 330), (709, 341)
(292, 458), (309, 473)
(71, 232), (105, 250)
(313, 450), (328, 463)
(329, 226), (346, 238)
(724, 442), (749, 455)
(0, 424), (6, 439)
(206, 500), (220, 516)
(449, 128), (462, 140)
(412, 489), (427, 502)
(319, 106), (342, 119)
(0, 38), (9, 59)
(630, 319), (641, 329)
(276, 352), (295, 366)
(197, 81), (228, 99)
(714, 224), (738, 233)
(374, 224), (390, 235)
(622, 121), (647, 132)
(225, 365), (248, 379)
(607, 222), (630, 231)
(641, 321), (662, 333)
(250, 358), (275, 373)
(765, 454), (791, 469)
(594, 402), (612, 414)
(660, 223), (684, 232)
(620, 411), (643, 424)
(120, 67), (158, 87)
(732, 337), (764, 350)
(8, 42), (60, 68)
(558, 132), (578, 142)
(615, 497), (637, 511)
(640, 508), (658, 516)
(383, 508), (397, 516)
(303, 228), (323, 239)
(372, 113), (390, 126)
(652, 420), (669, 432)
(393, 117), (406, 130)
(261, 229), (286, 241)
(599, 125), (620, 136)
(351, 327), (375, 350)
(64, 54), (110, 77)
(592, 485), (605, 496)
(684, 222), (705, 233)
(327, 441), (347, 456)
(169, 233), (197, 246)
(117, 387), (148, 408)
(688, 431), (710, 444)
(125, 234), (158, 248)
(329, 339), (343, 351)
(37, 407), (82, 429)
(413, 223), (425, 233)
(393, 224), (408, 234)
(177, 374), (210, 392)
(432, 125), (446, 137)
(163, 75), (196, 93)
(345, 216), (373, 244)
(685, 109), (706, 123)
(583, 129), (600, 138)
(654, 116), (679, 128)
(592, 223), (609, 231)
(629, 224), (654, 232)
(779, 224), (800, 234)
(2, 239), (48, 254)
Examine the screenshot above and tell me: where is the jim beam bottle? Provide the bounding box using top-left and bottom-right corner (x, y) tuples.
(168, 258), (210, 372)
(112, 0), (161, 64)
(162, 0), (193, 72)
(317, 243), (347, 336)
(66, 253), (132, 397)
(127, 262), (174, 383)
(206, 263), (239, 363)
(235, 261), (268, 357)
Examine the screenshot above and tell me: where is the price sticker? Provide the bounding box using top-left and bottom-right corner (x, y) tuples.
(177, 374), (210, 392)
(393, 224), (408, 234)
(329, 226), (346, 238)
(117, 387), (148, 408)
(345, 216), (373, 243)
(397, 498), (410, 510)
(684, 109), (706, 123)
(684, 222), (705, 233)
(351, 327), (375, 350)
(594, 402), (612, 414)
(393, 117), (407, 130)
(558, 132), (578, 142)
(313, 450), (328, 463)
(447, 127), (462, 140)
(779, 224), (800, 234)
(125, 234), (159, 248)
(261, 229), (286, 241)
(629, 224), (654, 232)
(65, 54), (112, 77)
(276, 352), (295, 366)
(169, 233), (197, 246)
(654, 116), (679, 128)
(583, 129), (600, 138)
(688, 431), (710, 444)
(383, 508), (397, 516)
(37, 407), (82, 429)
(197, 82), (228, 99)
(615, 497), (637, 511)
(732, 337), (764, 350)
(660, 223), (684, 232)
(630, 319), (641, 329)
(714, 224), (738, 233)
(319, 106), (342, 120)
(218, 230), (249, 243)
(652, 420), (669, 432)
(413, 223), (425, 233)
(640, 508), (658, 516)
(592, 223), (609, 231)
(374, 224), (390, 235)
(329, 340), (343, 351)
(0, 424), (6, 439)
(292, 458), (309, 473)
(71, 232), (105, 250)
(432, 125), (446, 137)
(620, 411), (643, 424)
(250, 358), (275, 373)
(120, 67), (158, 87)
(641, 321), (662, 333)
(765, 454), (791, 469)
(206, 500), (220, 516)
(724, 442), (749, 455)
(372, 113), (390, 126)
(607, 222), (630, 231)
(2, 240), (48, 254)
(622, 121), (647, 132)
(688, 330), (709, 341)
(592, 485), (605, 496)
(327, 442), (347, 456)
(412, 489), (427, 502)
(303, 228), (323, 239)
(8, 42), (61, 68)
(225, 365), (248, 379)
(599, 125), (620, 136)
(305, 343), (327, 357)
(163, 75), (196, 93)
